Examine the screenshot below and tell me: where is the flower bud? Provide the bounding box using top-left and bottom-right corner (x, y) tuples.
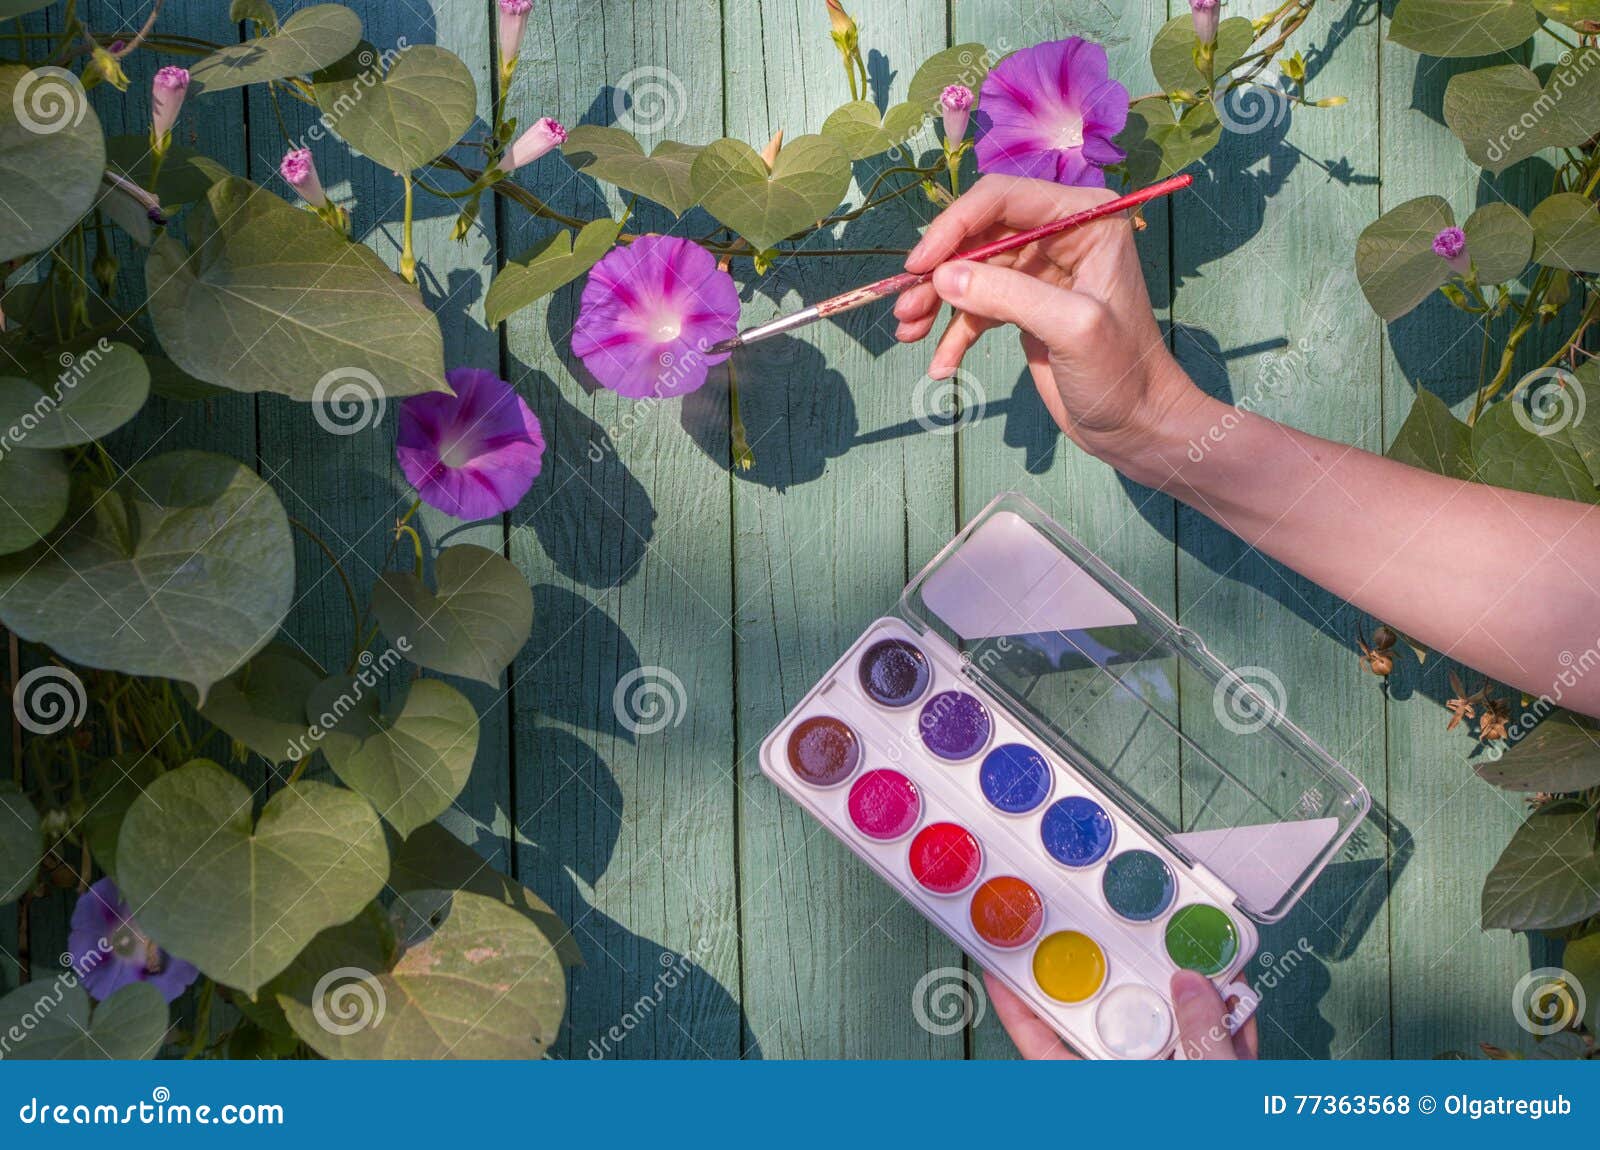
(826, 0), (858, 46)
(498, 0), (533, 66)
(89, 44), (130, 92)
(760, 129), (784, 170)
(280, 148), (327, 208)
(499, 116), (568, 174)
(940, 84), (973, 144)
(150, 66), (190, 144)
(1432, 226), (1471, 277)
(1190, 0), (1221, 47)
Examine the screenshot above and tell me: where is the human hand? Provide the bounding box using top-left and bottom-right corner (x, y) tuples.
(894, 174), (1209, 475)
(983, 969), (1260, 1060)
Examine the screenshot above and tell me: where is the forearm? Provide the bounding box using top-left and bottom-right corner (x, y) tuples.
(1117, 393), (1600, 717)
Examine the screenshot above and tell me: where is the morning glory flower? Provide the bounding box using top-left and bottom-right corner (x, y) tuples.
(499, 116), (568, 174)
(396, 368), (546, 521)
(498, 0), (534, 65)
(150, 65), (189, 145)
(1190, 0), (1221, 47)
(941, 84), (974, 144)
(974, 38), (1130, 188)
(280, 148), (327, 208)
(69, 877), (198, 1003)
(570, 235), (741, 399)
(1433, 227), (1471, 276)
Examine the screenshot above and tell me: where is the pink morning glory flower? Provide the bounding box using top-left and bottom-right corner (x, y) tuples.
(498, 0), (533, 64)
(571, 235), (741, 399)
(1433, 226), (1470, 276)
(150, 65), (190, 142)
(280, 148), (327, 208)
(396, 368), (546, 520)
(974, 38), (1130, 188)
(69, 877), (198, 1003)
(941, 84), (974, 144)
(500, 117), (568, 174)
(1190, 0), (1221, 46)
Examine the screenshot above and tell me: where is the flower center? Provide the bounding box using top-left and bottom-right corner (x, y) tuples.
(439, 436), (478, 469)
(111, 925), (145, 960)
(649, 312), (683, 342)
(1052, 111), (1085, 149)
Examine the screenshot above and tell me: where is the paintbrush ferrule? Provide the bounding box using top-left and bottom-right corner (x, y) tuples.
(710, 305), (823, 355)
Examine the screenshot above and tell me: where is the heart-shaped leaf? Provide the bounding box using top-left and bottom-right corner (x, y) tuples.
(82, 756), (163, 880)
(1463, 202), (1533, 284)
(314, 43), (476, 173)
(0, 445), (68, 556)
(1120, 97), (1222, 188)
(1387, 389), (1474, 479)
(189, 3), (362, 94)
(821, 100), (926, 160)
(231, 0), (280, 29)
(371, 545), (532, 685)
(1533, 193), (1600, 273)
(1476, 712), (1600, 793)
(190, 643), (322, 765)
(1482, 801), (1600, 931)
(1390, 0), (1540, 58)
(1150, 15), (1257, 94)
(0, 65), (106, 263)
(0, 341), (150, 448)
(0, 779), (40, 905)
(1444, 61), (1600, 173)
(147, 177), (447, 399)
(485, 217), (624, 328)
(117, 760), (388, 994)
(907, 43), (993, 112)
(314, 677), (479, 838)
(1355, 195), (1454, 322)
(274, 889), (565, 1058)
(1536, 0), (1600, 27)
(561, 126), (703, 217)
(690, 135), (851, 252)
(0, 1), (57, 17)
(0, 451), (294, 698)
(0, 982), (168, 1059)
(1472, 399), (1600, 504)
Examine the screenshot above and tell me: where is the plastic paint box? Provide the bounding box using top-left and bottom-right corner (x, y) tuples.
(759, 493), (1370, 1059)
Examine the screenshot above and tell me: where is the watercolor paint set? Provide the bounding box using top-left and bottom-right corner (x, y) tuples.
(760, 494), (1369, 1059)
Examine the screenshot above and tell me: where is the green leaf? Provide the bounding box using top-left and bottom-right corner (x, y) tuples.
(0, 65), (106, 263)
(82, 756), (163, 879)
(1150, 15), (1257, 95)
(0, 342), (150, 448)
(0, 451), (294, 698)
(0, 779), (40, 906)
(0, 445), (68, 556)
(1462, 202), (1533, 284)
(230, 0), (279, 29)
(1390, 0), (1540, 58)
(1387, 389), (1475, 480)
(690, 134), (851, 252)
(1477, 712), (1600, 792)
(313, 677), (479, 838)
(1535, 0), (1600, 27)
(561, 126), (703, 217)
(190, 643), (322, 766)
(314, 43), (475, 173)
(371, 545), (532, 685)
(1355, 195), (1454, 322)
(821, 100), (926, 160)
(104, 136), (219, 208)
(144, 355), (228, 403)
(1562, 931), (1600, 1035)
(1119, 97), (1222, 188)
(1482, 802), (1600, 931)
(117, 760), (388, 994)
(0, 983), (167, 1059)
(1532, 193), (1600, 273)
(0, 1), (58, 18)
(1473, 398), (1600, 504)
(1559, 362), (1600, 486)
(1443, 61), (1600, 174)
(189, 3), (362, 94)
(147, 176), (447, 400)
(389, 822), (579, 967)
(485, 217), (624, 328)
(907, 43), (992, 112)
(275, 889), (565, 1058)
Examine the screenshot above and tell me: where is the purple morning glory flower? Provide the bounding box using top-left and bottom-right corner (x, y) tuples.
(1433, 226), (1471, 276)
(571, 235), (741, 399)
(974, 38), (1131, 188)
(396, 367), (546, 520)
(69, 877), (198, 1003)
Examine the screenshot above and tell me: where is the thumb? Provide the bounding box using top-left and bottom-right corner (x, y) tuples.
(932, 260), (1100, 352)
(1170, 970), (1238, 1060)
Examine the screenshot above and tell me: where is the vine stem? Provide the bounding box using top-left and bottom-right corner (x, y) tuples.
(288, 516), (363, 666)
(399, 175), (417, 283)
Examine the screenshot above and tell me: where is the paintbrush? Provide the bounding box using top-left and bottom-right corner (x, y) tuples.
(706, 172), (1193, 356)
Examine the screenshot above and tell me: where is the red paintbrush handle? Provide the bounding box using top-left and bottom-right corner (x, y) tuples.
(814, 173), (1193, 319)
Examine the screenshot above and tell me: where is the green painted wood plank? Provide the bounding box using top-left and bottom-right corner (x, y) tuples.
(725, 0), (962, 1060)
(1171, 1), (1389, 1059)
(505, 0), (742, 1060)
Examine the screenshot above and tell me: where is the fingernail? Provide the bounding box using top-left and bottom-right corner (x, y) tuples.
(935, 262), (972, 298)
(907, 237), (929, 264)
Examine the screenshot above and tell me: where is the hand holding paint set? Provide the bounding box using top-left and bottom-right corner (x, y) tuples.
(761, 495), (1369, 1058)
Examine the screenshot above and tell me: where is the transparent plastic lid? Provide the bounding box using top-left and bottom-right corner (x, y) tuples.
(899, 493), (1369, 923)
